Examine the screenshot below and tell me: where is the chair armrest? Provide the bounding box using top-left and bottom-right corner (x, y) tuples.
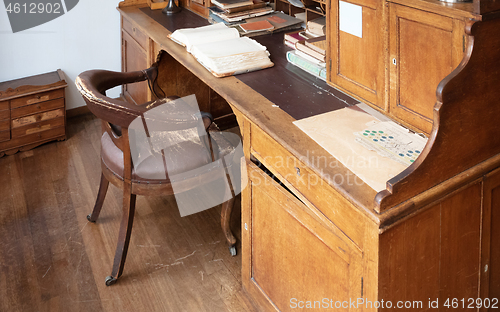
(76, 69), (171, 128)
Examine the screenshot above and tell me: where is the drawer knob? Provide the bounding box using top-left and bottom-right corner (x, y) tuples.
(295, 167), (300, 176)
(37, 105), (41, 109)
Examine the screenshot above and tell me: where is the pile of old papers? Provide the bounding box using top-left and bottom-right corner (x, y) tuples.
(169, 23), (274, 77)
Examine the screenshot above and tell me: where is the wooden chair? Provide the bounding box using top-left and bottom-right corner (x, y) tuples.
(75, 66), (238, 286)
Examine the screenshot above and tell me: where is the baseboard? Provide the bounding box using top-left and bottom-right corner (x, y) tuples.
(66, 106), (91, 118)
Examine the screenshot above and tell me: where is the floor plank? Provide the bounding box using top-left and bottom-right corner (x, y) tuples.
(0, 114), (255, 312)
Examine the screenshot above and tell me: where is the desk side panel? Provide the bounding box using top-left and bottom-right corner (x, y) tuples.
(379, 180), (482, 306)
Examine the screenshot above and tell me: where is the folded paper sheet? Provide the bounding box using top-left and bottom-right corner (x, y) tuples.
(293, 107), (428, 192)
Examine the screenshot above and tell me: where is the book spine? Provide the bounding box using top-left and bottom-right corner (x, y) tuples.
(286, 51), (326, 81)
(284, 40), (296, 49)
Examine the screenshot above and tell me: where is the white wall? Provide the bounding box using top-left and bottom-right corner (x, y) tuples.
(0, 0), (122, 110)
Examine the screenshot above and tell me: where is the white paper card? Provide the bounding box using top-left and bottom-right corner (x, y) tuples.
(339, 1), (362, 38)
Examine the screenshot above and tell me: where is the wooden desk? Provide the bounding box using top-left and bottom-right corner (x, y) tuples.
(118, 2), (500, 311)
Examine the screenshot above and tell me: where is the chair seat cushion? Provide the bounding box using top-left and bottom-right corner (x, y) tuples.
(101, 131), (215, 183)
(101, 129), (240, 184)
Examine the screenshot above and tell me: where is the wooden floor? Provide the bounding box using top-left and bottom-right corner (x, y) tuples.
(0, 114), (256, 312)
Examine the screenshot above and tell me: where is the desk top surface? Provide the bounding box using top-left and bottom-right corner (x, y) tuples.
(139, 7), (359, 120)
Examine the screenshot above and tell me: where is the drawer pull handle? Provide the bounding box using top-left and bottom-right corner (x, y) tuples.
(295, 167), (300, 176)
(37, 105), (41, 109)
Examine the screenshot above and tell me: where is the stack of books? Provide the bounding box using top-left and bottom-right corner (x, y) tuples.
(208, 0), (273, 25)
(284, 28), (327, 81)
(305, 16), (326, 37)
(168, 23), (274, 77)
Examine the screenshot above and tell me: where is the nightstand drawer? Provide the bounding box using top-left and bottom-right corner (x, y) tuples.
(0, 119), (9, 131)
(10, 88), (64, 109)
(12, 108), (64, 129)
(0, 130), (9, 143)
(11, 98), (64, 119)
(0, 109), (9, 121)
(0, 101), (8, 111)
(11, 116), (64, 138)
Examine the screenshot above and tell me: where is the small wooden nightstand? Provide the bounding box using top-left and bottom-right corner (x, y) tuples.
(0, 70), (67, 157)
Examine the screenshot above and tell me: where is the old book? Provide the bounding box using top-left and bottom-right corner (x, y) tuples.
(241, 12), (302, 36)
(168, 23), (239, 51)
(169, 24), (274, 77)
(304, 35), (326, 55)
(286, 50), (326, 81)
(295, 50), (325, 66)
(239, 20), (274, 33)
(306, 16), (326, 36)
(211, 0), (253, 9)
(209, 5), (273, 23)
(223, 0), (267, 13)
(284, 30), (303, 45)
(295, 39), (326, 62)
(190, 37), (274, 77)
(284, 40), (296, 49)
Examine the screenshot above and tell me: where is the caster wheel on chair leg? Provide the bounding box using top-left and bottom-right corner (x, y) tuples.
(105, 276), (117, 286)
(87, 214), (95, 223)
(229, 245), (237, 257)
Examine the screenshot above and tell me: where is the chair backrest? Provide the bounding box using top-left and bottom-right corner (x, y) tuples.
(75, 69), (156, 128)
(75, 68), (211, 184)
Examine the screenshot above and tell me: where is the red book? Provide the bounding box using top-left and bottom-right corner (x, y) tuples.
(240, 20), (274, 33)
(284, 30), (303, 45)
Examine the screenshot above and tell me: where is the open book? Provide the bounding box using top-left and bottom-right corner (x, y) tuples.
(169, 23), (274, 77)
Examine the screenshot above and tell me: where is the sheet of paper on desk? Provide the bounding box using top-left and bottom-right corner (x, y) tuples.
(355, 121), (427, 166)
(293, 106), (428, 192)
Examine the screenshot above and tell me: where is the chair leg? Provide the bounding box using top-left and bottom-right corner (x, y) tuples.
(221, 196), (237, 256)
(105, 187), (137, 286)
(87, 173), (109, 223)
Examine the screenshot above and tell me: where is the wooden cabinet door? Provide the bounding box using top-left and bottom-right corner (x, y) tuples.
(389, 4), (464, 134)
(328, 0), (386, 109)
(481, 167), (500, 305)
(243, 161), (363, 312)
(121, 24), (149, 105)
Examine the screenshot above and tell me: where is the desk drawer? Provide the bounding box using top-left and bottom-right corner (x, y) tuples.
(123, 18), (149, 51)
(12, 108), (64, 129)
(250, 124), (366, 248)
(11, 89), (64, 109)
(11, 98), (64, 119)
